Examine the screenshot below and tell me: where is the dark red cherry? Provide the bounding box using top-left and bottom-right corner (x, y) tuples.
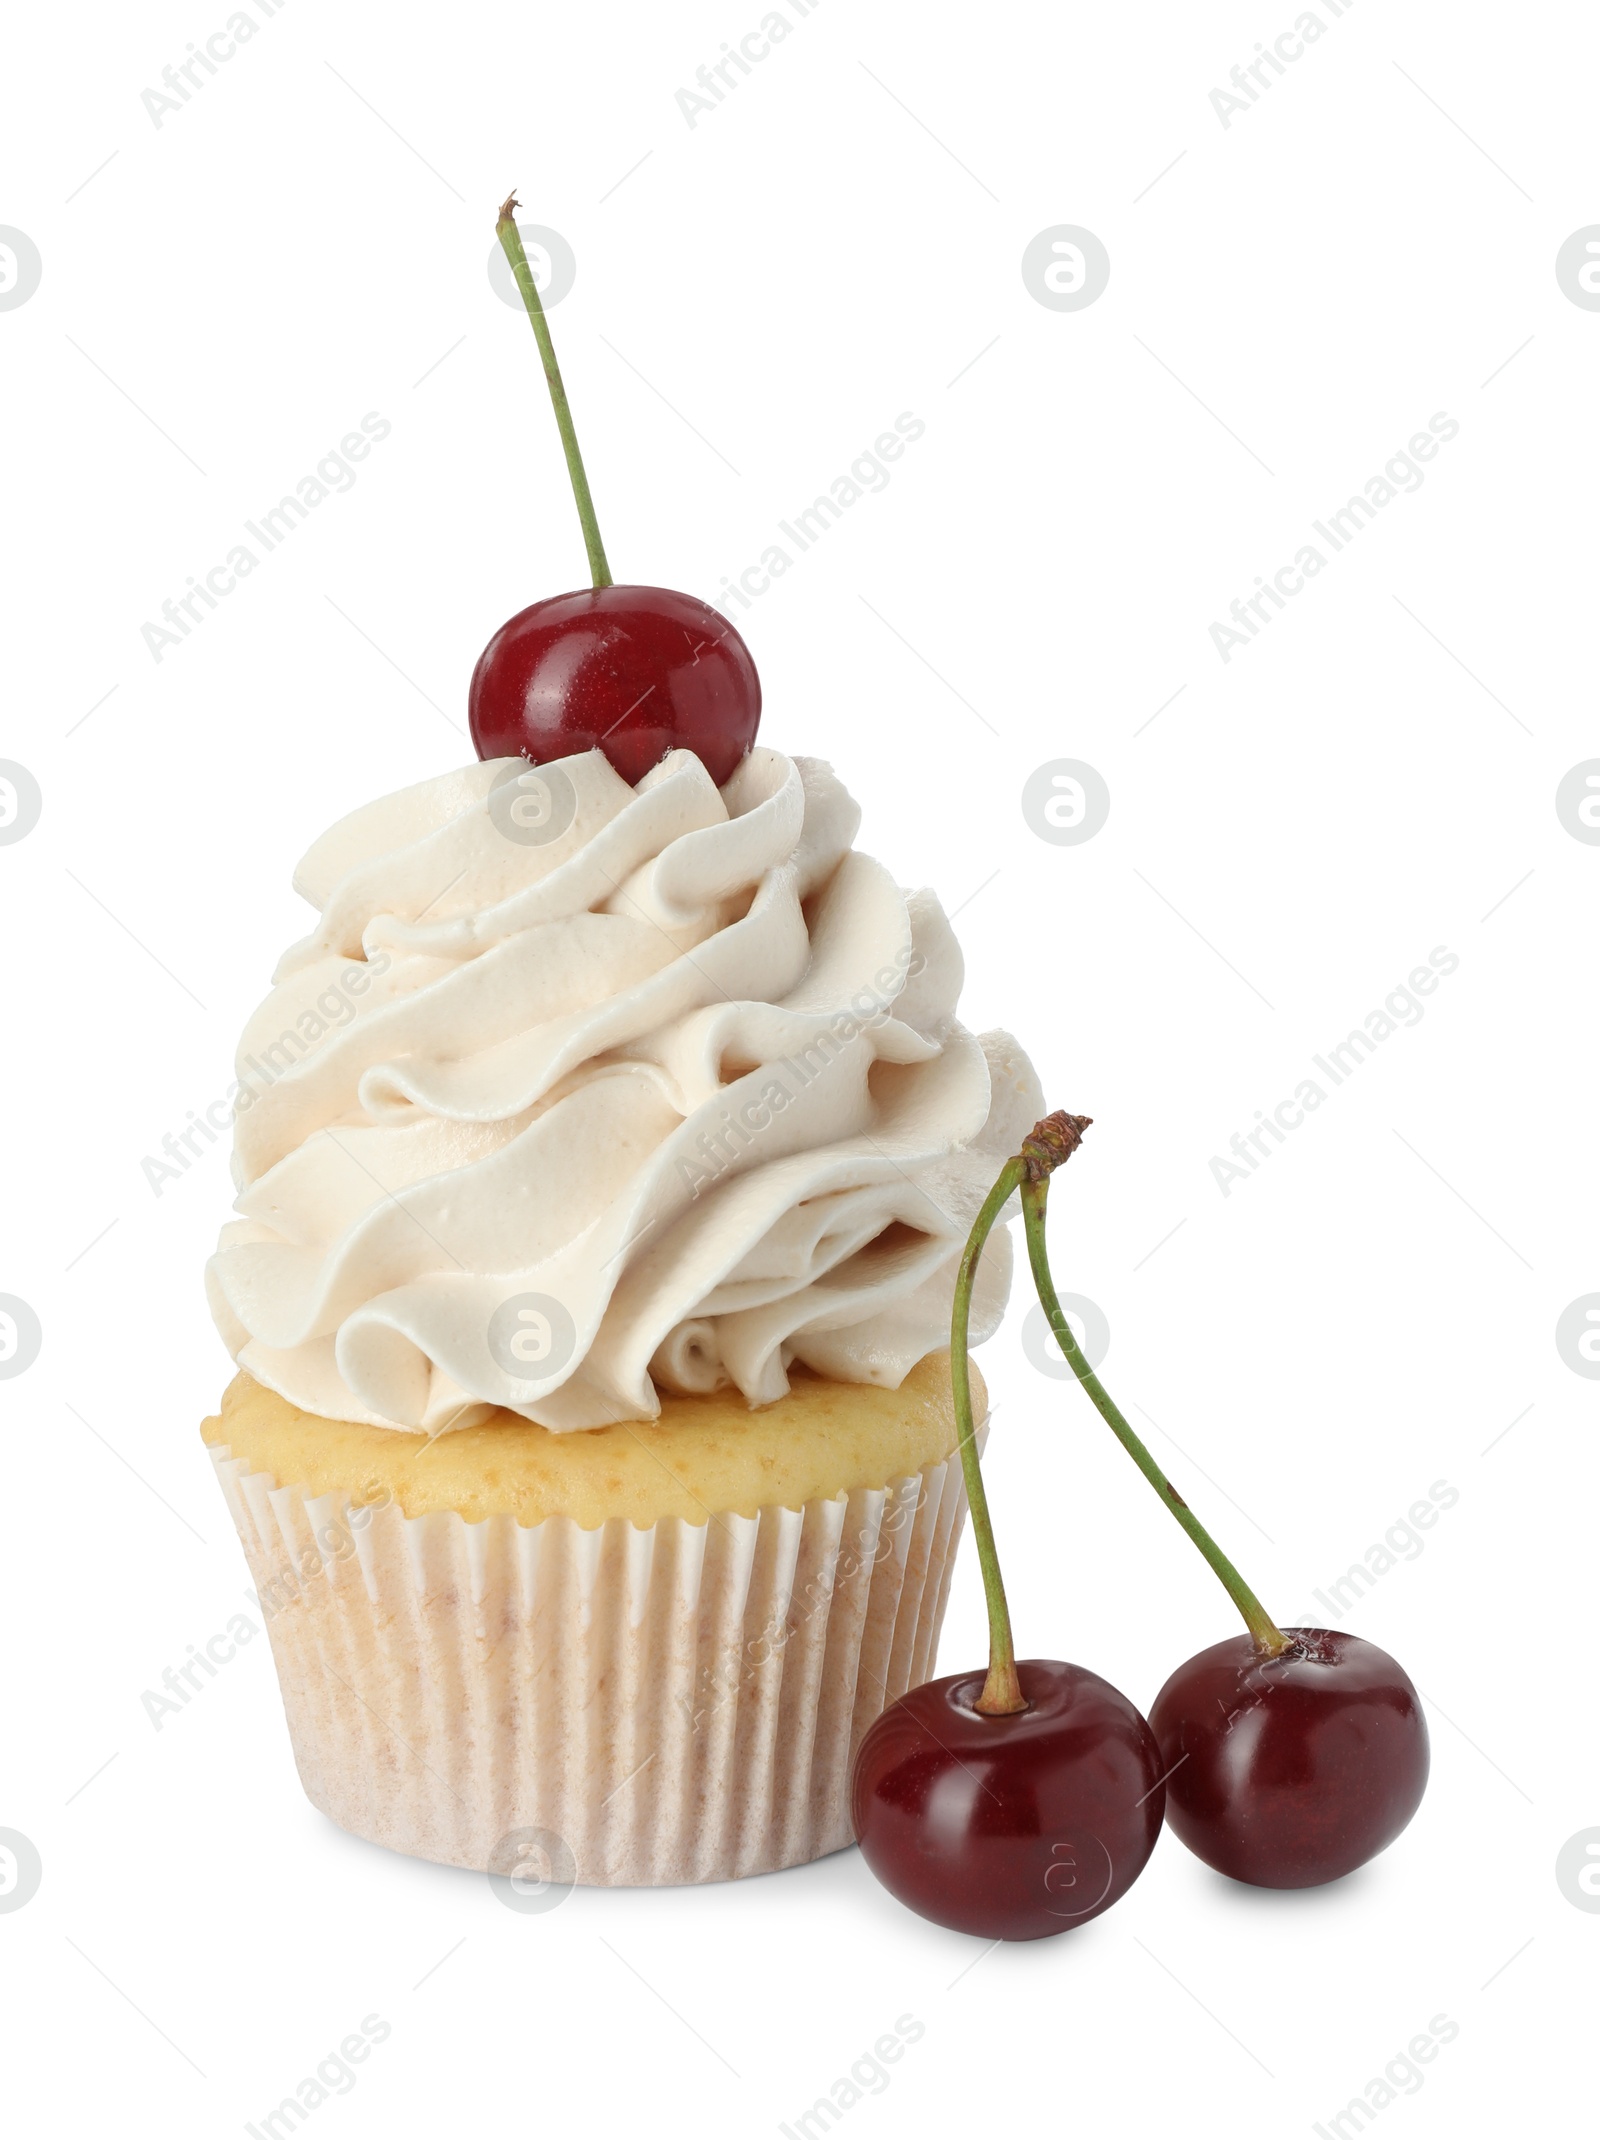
(468, 584), (761, 786)
(1148, 1629), (1428, 1889)
(851, 1659), (1165, 1941)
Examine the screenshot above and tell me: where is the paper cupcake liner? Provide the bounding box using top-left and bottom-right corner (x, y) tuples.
(207, 1440), (973, 1884)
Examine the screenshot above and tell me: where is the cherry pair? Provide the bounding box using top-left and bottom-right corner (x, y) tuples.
(851, 1113), (1429, 1941)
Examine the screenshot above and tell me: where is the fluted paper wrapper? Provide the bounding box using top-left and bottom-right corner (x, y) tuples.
(208, 1441), (972, 1883)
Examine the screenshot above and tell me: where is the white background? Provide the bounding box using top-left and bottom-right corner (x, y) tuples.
(1, 1), (1594, 2133)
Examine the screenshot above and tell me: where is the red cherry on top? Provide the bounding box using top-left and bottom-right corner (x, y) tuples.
(1149, 1629), (1429, 1889)
(478, 200), (761, 787)
(468, 585), (760, 787)
(852, 1659), (1165, 1941)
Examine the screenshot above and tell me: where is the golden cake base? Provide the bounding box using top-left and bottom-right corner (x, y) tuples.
(203, 1355), (982, 1884)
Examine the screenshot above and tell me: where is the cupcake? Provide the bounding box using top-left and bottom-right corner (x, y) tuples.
(204, 744), (1041, 1881)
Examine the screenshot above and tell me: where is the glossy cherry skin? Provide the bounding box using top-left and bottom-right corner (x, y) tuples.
(1148, 1629), (1428, 1889)
(851, 1659), (1165, 1940)
(468, 584), (760, 786)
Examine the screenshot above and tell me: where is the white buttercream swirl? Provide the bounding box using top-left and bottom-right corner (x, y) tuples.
(207, 748), (1041, 1433)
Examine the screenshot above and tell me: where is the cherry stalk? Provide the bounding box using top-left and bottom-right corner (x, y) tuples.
(947, 1152), (1031, 1714)
(1018, 1116), (1290, 1660)
(494, 196), (612, 589)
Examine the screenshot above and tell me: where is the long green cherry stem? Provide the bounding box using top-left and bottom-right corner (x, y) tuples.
(951, 1155), (1029, 1715)
(1018, 1121), (1292, 1661)
(495, 193), (613, 589)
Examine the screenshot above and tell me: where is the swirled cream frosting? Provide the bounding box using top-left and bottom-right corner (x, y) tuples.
(207, 748), (1041, 1433)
